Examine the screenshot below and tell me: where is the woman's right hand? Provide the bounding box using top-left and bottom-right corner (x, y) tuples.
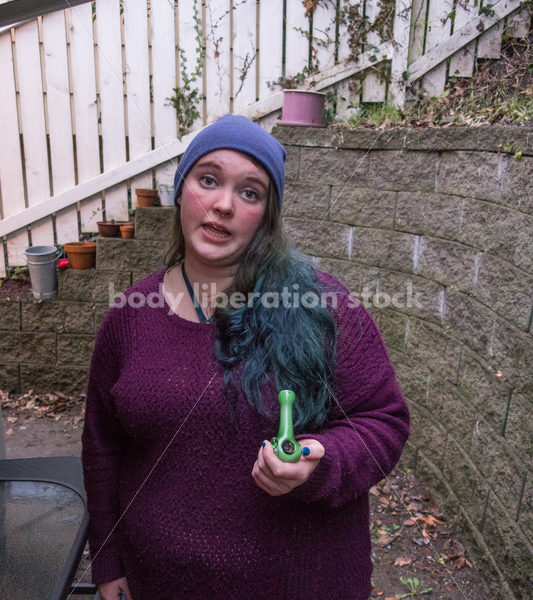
(97, 577), (133, 600)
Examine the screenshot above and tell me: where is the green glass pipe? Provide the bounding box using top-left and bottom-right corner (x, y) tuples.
(271, 390), (302, 462)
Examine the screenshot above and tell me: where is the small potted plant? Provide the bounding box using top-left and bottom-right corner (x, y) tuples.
(135, 188), (158, 207)
(63, 242), (97, 269)
(97, 219), (123, 237)
(279, 89), (327, 127)
(120, 222), (134, 239)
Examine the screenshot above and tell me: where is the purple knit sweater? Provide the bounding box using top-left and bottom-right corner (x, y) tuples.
(82, 268), (409, 599)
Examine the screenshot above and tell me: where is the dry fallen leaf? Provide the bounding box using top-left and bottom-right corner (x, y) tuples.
(414, 514), (443, 528)
(443, 538), (466, 559)
(454, 557), (472, 569)
(394, 557), (412, 567)
(377, 534), (399, 547)
(413, 536), (429, 546)
(381, 481), (391, 495)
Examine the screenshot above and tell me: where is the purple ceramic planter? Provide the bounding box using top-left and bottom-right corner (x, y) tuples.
(279, 90), (326, 127)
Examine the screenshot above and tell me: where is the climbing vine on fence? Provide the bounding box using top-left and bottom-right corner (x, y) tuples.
(168, 1), (204, 138)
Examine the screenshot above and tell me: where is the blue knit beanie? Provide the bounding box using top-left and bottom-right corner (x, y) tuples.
(173, 114), (287, 209)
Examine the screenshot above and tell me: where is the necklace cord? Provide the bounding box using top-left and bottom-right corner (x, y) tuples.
(181, 263), (215, 323)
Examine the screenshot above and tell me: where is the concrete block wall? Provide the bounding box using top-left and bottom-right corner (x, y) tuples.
(0, 124), (531, 598)
(274, 123), (532, 600)
(0, 207), (174, 394)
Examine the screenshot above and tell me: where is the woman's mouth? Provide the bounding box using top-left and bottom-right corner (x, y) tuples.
(202, 224), (231, 239)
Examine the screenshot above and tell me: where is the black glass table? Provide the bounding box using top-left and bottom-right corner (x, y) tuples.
(0, 457), (97, 600)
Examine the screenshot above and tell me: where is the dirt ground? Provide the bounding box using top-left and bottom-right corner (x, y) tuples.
(1, 390), (495, 600)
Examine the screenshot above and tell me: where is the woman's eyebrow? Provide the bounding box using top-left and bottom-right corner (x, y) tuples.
(243, 175), (268, 191)
(194, 160), (222, 171)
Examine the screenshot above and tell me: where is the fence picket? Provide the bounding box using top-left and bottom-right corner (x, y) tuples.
(312, 1), (336, 73)
(14, 21), (49, 206)
(0, 32), (28, 266)
(0, 242), (5, 277)
(232, 0), (257, 114)
(68, 4), (102, 233)
(0, 33), (25, 219)
(177, 0), (204, 134)
(14, 20), (55, 247)
(285, 0), (309, 82)
(448, 0), (477, 78)
(205, 1), (231, 122)
(258, 0), (283, 101)
(477, 21), (503, 59)
(390, 0), (412, 108)
(335, 0), (363, 118)
(408, 0), (427, 64)
(506, 6), (531, 37)
(42, 11), (78, 245)
(362, 0), (387, 102)
(151, 0), (178, 189)
(311, 0), (336, 115)
(422, 0), (453, 98)
(95, 0), (127, 221)
(124, 0), (152, 197)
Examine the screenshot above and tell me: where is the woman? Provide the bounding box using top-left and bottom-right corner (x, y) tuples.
(82, 114), (410, 600)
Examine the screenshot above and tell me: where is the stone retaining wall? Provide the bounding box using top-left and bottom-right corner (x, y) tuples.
(0, 124), (531, 598)
(275, 123), (532, 600)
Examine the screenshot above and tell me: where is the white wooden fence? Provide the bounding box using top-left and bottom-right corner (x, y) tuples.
(0, 0), (529, 276)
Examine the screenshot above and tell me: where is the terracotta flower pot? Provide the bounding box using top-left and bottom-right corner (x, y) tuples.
(135, 188), (158, 207)
(279, 90), (326, 127)
(63, 242), (96, 270)
(97, 221), (122, 237)
(120, 223), (134, 239)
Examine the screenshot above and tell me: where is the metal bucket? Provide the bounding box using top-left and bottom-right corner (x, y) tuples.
(23, 245), (60, 300)
(158, 184), (175, 206)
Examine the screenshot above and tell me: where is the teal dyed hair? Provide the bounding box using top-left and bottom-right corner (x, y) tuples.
(213, 247), (338, 433)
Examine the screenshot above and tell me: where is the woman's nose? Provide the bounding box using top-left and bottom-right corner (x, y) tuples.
(212, 185), (234, 214)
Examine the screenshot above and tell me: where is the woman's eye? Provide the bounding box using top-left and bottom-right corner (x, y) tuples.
(242, 189), (258, 201)
(200, 175), (216, 186)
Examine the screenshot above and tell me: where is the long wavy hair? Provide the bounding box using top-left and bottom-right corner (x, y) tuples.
(165, 173), (338, 433)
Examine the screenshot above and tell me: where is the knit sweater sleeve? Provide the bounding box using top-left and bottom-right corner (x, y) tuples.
(290, 291), (410, 508)
(81, 308), (126, 584)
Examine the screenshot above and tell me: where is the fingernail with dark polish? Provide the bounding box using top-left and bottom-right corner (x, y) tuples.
(262, 442), (266, 447)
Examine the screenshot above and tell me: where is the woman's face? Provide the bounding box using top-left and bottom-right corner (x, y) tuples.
(178, 149), (270, 268)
